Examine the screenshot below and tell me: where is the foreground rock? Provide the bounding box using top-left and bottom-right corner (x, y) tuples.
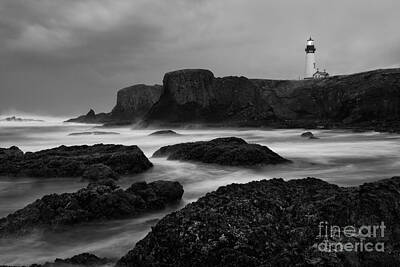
(81, 163), (119, 182)
(30, 253), (113, 267)
(0, 180), (183, 236)
(0, 144), (152, 177)
(153, 137), (290, 166)
(117, 177), (400, 267)
(149, 130), (180, 136)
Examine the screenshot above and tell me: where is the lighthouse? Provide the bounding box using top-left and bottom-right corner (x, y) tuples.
(304, 37), (316, 79)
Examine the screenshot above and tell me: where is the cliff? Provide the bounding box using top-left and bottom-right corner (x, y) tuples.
(145, 69), (267, 124)
(145, 68), (400, 130)
(66, 84), (162, 124)
(66, 68), (400, 131)
(110, 84), (163, 120)
(252, 68), (400, 130)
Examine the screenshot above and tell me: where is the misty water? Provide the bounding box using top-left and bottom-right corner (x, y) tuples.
(1, 115), (400, 265)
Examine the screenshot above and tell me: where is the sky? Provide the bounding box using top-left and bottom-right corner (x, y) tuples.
(1, 0), (400, 116)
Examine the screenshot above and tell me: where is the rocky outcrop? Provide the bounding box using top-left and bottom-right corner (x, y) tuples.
(145, 69), (266, 124)
(301, 131), (319, 139)
(0, 180), (183, 236)
(117, 177), (400, 267)
(149, 130), (180, 136)
(144, 68), (400, 130)
(252, 68), (400, 131)
(66, 84), (163, 125)
(68, 131), (119, 136)
(65, 109), (111, 124)
(0, 144), (152, 177)
(0, 146), (24, 160)
(66, 68), (400, 131)
(110, 84), (163, 121)
(152, 137), (290, 166)
(1, 116), (44, 122)
(81, 163), (119, 182)
(30, 253), (113, 267)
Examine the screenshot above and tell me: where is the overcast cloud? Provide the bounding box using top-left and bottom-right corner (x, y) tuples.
(1, 0), (400, 115)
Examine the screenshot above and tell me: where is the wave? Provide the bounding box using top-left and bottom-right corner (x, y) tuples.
(0, 110), (71, 125)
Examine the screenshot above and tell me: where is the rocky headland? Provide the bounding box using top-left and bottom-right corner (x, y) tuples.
(152, 137), (290, 166)
(66, 83), (163, 124)
(0, 144), (152, 178)
(65, 109), (111, 124)
(67, 68), (400, 132)
(117, 176), (400, 267)
(0, 180), (183, 236)
(110, 84), (163, 122)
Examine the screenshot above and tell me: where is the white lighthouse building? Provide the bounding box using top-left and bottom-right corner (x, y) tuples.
(304, 37), (329, 79)
(304, 37), (316, 79)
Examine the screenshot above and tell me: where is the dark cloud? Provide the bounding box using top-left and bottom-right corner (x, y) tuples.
(0, 0), (399, 115)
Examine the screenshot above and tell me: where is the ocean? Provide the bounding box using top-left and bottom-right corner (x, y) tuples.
(1, 115), (400, 265)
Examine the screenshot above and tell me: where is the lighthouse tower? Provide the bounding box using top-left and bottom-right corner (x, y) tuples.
(304, 37), (316, 79)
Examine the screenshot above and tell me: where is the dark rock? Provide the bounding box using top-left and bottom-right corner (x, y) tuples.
(0, 144), (153, 178)
(301, 131), (313, 138)
(251, 69), (400, 131)
(127, 181), (184, 210)
(29, 253), (113, 267)
(144, 68), (400, 131)
(87, 178), (118, 190)
(65, 109), (111, 124)
(149, 130), (180, 136)
(0, 180), (184, 236)
(101, 120), (136, 127)
(301, 131), (319, 139)
(145, 69), (265, 124)
(110, 84), (163, 121)
(65, 84), (163, 125)
(1, 116), (44, 122)
(0, 146), (24, 160)
(117, 177), (400, 267)
(64, 68), (400, 132)
(86, 109), (95, 118)
(68, 131), (119, 136)
(152, 137), (290, 166)
(82, 164), (119, 182)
